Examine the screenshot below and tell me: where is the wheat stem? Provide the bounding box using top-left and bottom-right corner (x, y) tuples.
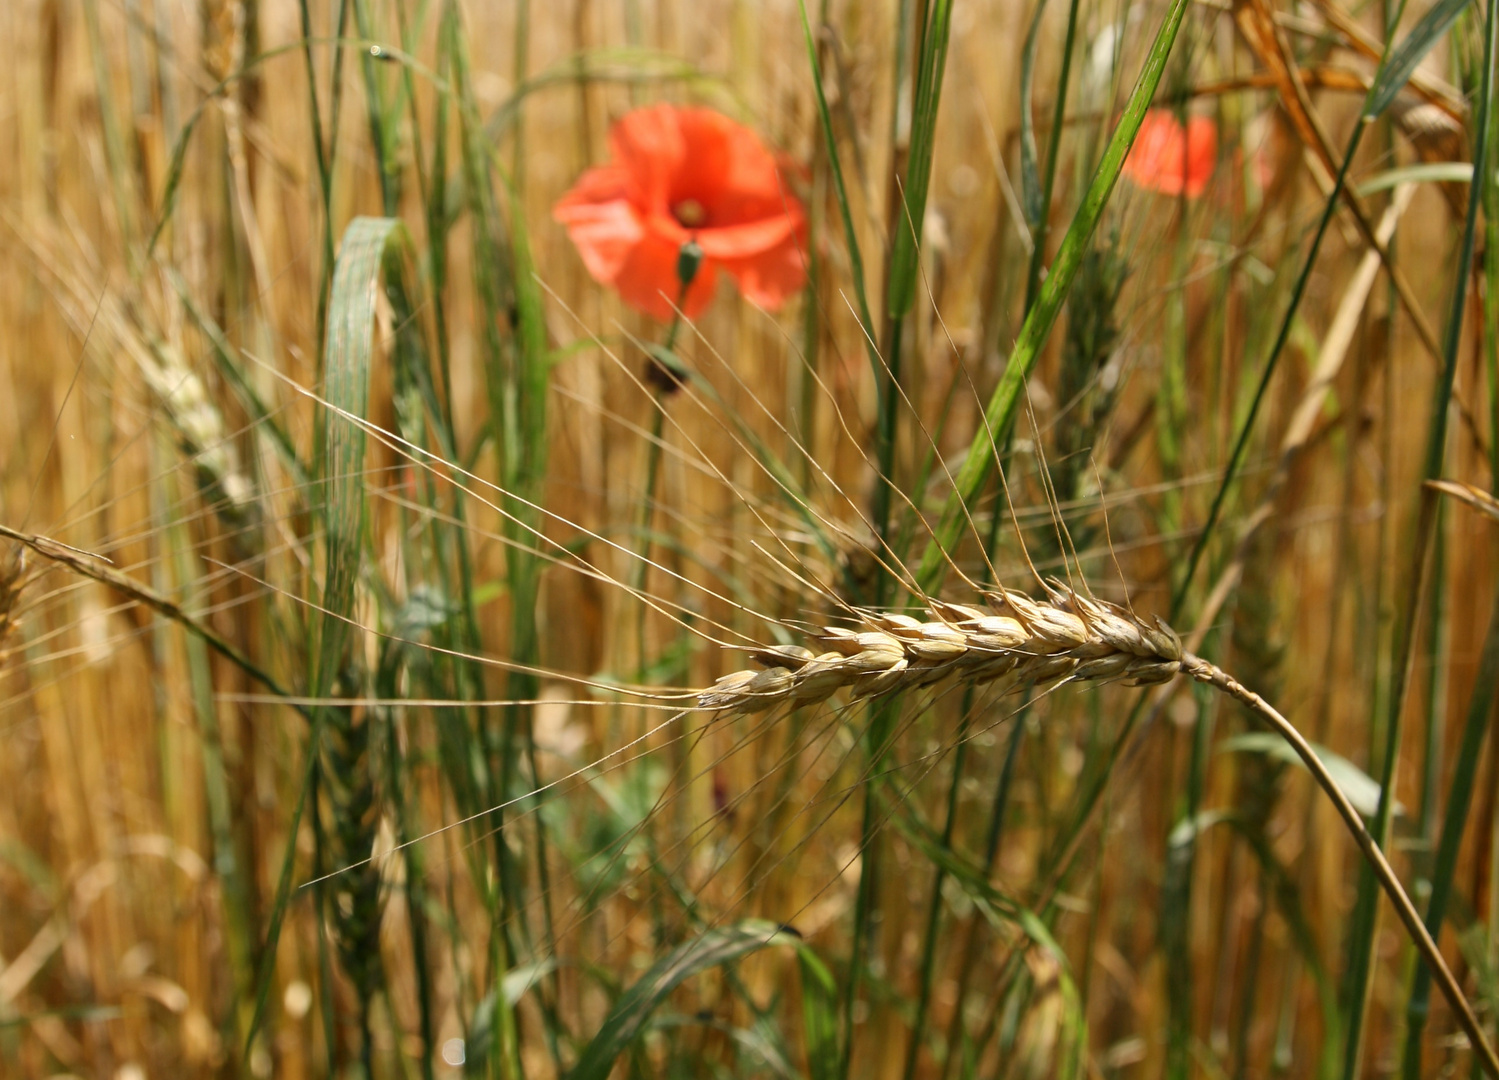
(1180, 654), (1499, 1080)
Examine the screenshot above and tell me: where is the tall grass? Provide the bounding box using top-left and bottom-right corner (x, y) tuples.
(3, 1), (1499, 1078)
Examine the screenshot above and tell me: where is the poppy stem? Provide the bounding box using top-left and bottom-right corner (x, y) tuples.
(630, 248), (700, 675)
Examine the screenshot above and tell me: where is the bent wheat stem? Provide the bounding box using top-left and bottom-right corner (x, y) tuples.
(1181, 656), (1499, 1080)
(698, 587), (1499, 1079)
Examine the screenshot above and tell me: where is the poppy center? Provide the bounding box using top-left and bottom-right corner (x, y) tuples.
(672, 198), (708, 228)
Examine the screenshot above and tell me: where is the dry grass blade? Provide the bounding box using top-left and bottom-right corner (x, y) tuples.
(1426, 478), (1499, 523)
(0, 541), (23, 664)
(1233, 0), (1464, 389)
(1183, 183), (1415, 658)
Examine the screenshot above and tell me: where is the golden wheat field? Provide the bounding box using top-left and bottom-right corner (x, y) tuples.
(3, 0), (1499, 1077)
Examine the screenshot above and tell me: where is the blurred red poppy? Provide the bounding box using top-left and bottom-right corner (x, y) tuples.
(554, 104), (808, 320)
(1122, 110), (1217, 198)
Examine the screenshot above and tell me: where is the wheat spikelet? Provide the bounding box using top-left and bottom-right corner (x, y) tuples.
(699, 585), (1182, 714)
(319, 670), (386, 1061)
(10, 219), (259, 535)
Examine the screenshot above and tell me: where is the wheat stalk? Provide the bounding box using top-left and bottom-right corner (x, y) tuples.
(699, 586), (1499, 1079)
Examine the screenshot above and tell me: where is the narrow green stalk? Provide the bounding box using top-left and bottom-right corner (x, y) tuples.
(796, 0), (880, 382)
(630, 254), (696, 661)
(1402, 586), (1499, 1076)
(838, 8), (959, 1066)
(936, 704), (1028, 1080)
(873, 0), (954, 575)
(167, 486), (254, 1052)
(1418, 500), (1450, 844)
(1022, 0), (1082, 315)
(837, 695), (900, 1080)
(1346, 1), (1495, 1070)
(632, 398), (668, 675)
(82, 0), (139, 262)
(352, 0), (401, 214)
(296, 0), (334, 267)
(1170, 116), (1368, 615)
(902, 720), (970, 1080)
(869, 327), (903, 580)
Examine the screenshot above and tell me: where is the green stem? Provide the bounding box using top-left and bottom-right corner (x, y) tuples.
(1401, 586), (1499, 1077)
(901, 719), (970, 1080)
(1346, 1), (1496, 1069)
(1022, 0), (1082, 315)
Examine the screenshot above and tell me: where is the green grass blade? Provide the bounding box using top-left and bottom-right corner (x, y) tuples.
(873, 0), (955, 573)
(796, 0), (879, 380)
(885, 0), (953, 323)
(1022, 0), (1082, 314)
(568, 921), (802, 1080)
(799, 946), (841, 1080)
(1365, 0), (1473, 119)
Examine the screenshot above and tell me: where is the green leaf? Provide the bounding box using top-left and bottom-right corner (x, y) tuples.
(1355, 161), (1474, 197)
(463, 960), (562, 1075)
(797, 946), (840, 1080)
(1219, 732), (1400, 820)
(244, 216), (424, 1062)
(568, 920), (802, 1080)
(1365, 0), (1474, 120)
(1018, 0), (1050, 234)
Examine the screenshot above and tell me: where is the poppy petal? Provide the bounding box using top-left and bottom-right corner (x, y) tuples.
(670, 109), (788, 224)
(553, 166), (645, 284)
(1123, 110), (1217, 198)
(555, 103), (811, 320)
(693, 214), (801, 260)
(1182, 116), (1218, 198)
(612, 230), (720, 321)
(715, 230), (809, 311)
(609, 104), (687, 213)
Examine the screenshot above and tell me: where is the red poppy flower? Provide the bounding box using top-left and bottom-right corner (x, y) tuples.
(553, 104), (808, 320)
(1122, 110), (1217, 198)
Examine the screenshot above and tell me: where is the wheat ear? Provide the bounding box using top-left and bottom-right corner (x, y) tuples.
(697, 586), (1182, 714)
(698, 587), (1499, 1079)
